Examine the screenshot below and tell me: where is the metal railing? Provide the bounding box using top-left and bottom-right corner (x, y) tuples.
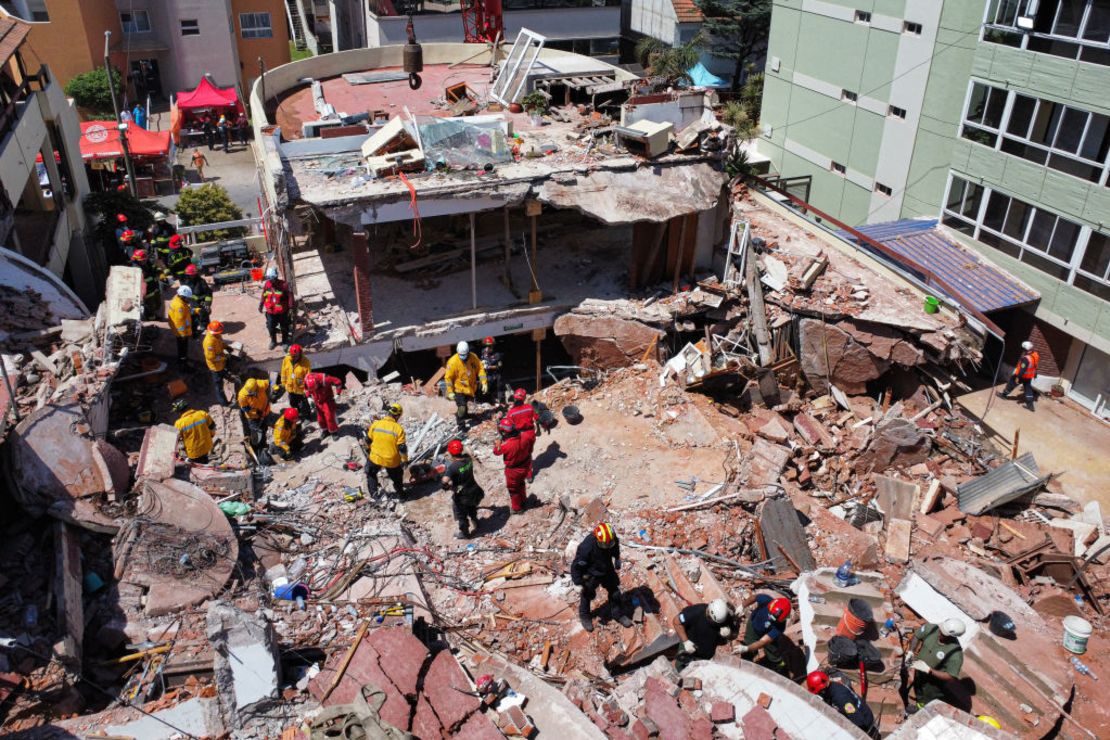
(0, 65), (48, 142)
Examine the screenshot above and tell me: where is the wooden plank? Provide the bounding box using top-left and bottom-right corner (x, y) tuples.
(54, 521), (83, 667)
(758, 497), (816, 574)
(421, 366), (447, 396)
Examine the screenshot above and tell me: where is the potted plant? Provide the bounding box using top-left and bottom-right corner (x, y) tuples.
(520, 91), (549, 124)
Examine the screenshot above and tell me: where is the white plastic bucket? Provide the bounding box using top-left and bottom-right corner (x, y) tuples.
(1063, 616), (1092, 654)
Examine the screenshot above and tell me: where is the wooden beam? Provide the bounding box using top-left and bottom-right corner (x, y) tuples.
(54, 521), (83, 668)
(745, 235), (774, 366)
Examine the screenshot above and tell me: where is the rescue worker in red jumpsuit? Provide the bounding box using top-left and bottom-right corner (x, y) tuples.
(503, 388), (541, 483)
(304, 371), (343, 436)
(492, 416), (530, 514)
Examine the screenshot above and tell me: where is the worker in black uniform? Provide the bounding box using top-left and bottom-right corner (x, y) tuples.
(672, 598), (739, 672)
(480, 335), (504, 406)
(806, 671), (878, 737)
(441, 439), (484, 539)
(182, 264), (213, 329)
(570, 522), (633, 633)
(737, 592), (792, 675)
(131, 249), (163, 320)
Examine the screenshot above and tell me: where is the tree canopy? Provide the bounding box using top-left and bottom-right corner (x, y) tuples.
(693, 0), (771, 89)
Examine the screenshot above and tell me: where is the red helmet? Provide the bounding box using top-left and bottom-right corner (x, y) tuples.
(513, 388), (527, 402)
(304, 373), (318, 390)
(116, 213), (128, 223)
(283, 407), (299, 421)
(184, 264), (198, 276)
(593, 522), (616, 548)
(447, 439), (464, 456)
(169, 234), (183, 246)
(497, 417), (516, 435)
(120, 229), (135, 241)
(805, 671), (830, 694)
(131, 249), (147, 261)
(768, 597), (791, 621)
(289, 344), (302, 357)
(483, 336), (495, 346)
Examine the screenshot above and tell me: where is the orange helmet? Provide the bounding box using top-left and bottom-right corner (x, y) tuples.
(184, 264), (198, 276)
(483, 336), (495, 345)
(289, 344), (302, 357)
(593, 522), (616, 548)
(131, 249), (147, 261)
(207, 321), (224, 334)
(283, 407), (299, 421)
(447, 439), (464, 456)
(806, 671), (830, 694)
(768, 597), (791, 621)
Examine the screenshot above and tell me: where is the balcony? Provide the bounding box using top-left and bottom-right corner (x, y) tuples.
(0, 64), (48, 142)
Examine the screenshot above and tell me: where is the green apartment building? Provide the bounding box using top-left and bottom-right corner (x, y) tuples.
(758, 0), (1110, 417)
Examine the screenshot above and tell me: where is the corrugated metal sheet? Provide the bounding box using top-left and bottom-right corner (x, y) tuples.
(837, 219), (1040, 314)
(957, 453), (1045, 515)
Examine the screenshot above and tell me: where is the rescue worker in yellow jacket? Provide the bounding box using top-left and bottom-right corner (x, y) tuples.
(238, 377), (271, 449)
(279, 344), (312, 420)
(168, 285), (194, 364)
(365, 403), (408, 499)
(445, 341), (487, 432)
(270, 407), (303, 461)
(173, 399), (216, 463)
(202, 321), (230, 404)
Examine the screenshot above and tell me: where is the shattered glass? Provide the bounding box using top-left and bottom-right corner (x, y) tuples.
(412, 116), (513, 169)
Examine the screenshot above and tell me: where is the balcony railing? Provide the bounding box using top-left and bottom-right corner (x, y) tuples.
(0, 65), (49, 142)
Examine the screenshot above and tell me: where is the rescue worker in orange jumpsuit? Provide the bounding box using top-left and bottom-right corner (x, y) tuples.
(259, 266), (294, 349)
(503, 388), (541, 482)
(998, 340), (1039, 411)
(305, 371), (343, 436)
(492, 416), (530, 513)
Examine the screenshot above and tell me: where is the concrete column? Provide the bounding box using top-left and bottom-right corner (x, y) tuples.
(352, 231), (373, 336)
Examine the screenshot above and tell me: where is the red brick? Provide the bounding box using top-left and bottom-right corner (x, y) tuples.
(741, 706), (792, 740)
(645, 676), (690, 739)
(681, 676), (702, 691)
(710, 702), (735, 723)
(632, 718), (660, 739)
(757, 692), (772, 708)
(690, 717), (714, 740)
(915, 513), (947, 540)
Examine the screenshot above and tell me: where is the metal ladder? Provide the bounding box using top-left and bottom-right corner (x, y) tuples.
(722, 219), (750, 288)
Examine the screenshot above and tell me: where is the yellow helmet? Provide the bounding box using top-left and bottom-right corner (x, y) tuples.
(244, 378), (259, 395)
(977, 715), (1002, 730)
(389, 402), (403, 418)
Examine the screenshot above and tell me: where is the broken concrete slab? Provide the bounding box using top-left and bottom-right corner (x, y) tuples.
(759, 496), (816, 574)
(798, 318), (890, 394)
(886, 700), (1014, 738)
(793, 412), (834, 449)
(52, 521), (83, 668)
(135, 424), (179, 482)
(745, 437), (791, 488)
(855, 417), (931, 474)
(103, 697), (226, 739)
(808, 506), (880, 569)
(207, 601), (281, 725)
(874, 475), (918, 520)
(554, 313), (665, 370)
(482, 653), (606, 739)
(883, 518), (912, 563)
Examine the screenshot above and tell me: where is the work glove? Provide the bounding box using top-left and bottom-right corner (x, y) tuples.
(904, 651), (914, 664)
(682, 640), (696, 654)
(481, 382), (489, 393)
(735, 644), (750, 656)
(911, 660), (931, 673)
(258, 305), (263, 313)
(719, 626), (732, 638)
(447, 391), (456, 401)
(614, 558), (622, 570)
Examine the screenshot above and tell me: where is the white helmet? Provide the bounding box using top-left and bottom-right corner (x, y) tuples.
(265, 266), (278, 280)
(177, 285), (194, 299)
(707, 598), (732, 624)
(1021, 341), (1034, 351)
(457, 341), (469, 359)
(940, 618), (966, 637)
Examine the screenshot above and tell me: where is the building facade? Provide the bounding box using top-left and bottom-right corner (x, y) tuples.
(0, 0), (126, 89)
(0, 17), (102, 308)
(757, 0), (1110, 416)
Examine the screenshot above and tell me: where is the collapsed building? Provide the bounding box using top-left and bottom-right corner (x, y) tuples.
(0, 32), (1108, 740)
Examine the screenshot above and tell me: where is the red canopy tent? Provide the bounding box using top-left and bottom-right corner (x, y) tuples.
(175, 77), (242, 113)
(79, 121), (173, 160)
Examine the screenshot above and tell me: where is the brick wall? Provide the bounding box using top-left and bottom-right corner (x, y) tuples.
(1028, 319), (1070, 378)
(351, 231), (373, 337)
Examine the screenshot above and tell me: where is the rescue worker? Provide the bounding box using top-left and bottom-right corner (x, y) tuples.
(480, 336), (503, 405)
(131, 249), (163, 320)
(570, 523), (633, 633)
(907, 618), (965, 711)
(158, 232), (183, 268)
(182, 264), (212, 329)
(173, 399), (216, 463)
(114, 213), (130, 250)
(998, 340), (1039, 411)
(304, 371), (343, 436)
(365, 403), (408, 499)
(504, 388), (541, 483)
(442, 438), (484, 539)
(806, 671), (878, 737)
(672, 598), (739, 672)
(202, 321), (231, 404)
(238, 377), (271, 450)
(445, 341), (487, 432)
(259, 266), (294, 349)
(270, 407), (303, 461)
(492, 416), (530, 514)
(118, 228), (138, 260)
(168, 285), (194, 364)
(279, 344), (312, 419)
(166, 235), (192, 279)
(736, 592), (792, 675)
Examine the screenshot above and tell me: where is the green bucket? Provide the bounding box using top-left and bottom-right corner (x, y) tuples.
(923, 295), (940, 314)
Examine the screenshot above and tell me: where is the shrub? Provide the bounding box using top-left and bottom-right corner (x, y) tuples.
(65, 68), (124, 116)
(175, 184), (245, 241)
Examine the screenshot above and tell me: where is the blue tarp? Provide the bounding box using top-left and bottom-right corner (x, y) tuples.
(686, 61), (728, 88)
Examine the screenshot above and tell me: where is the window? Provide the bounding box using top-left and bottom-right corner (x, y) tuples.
(180, 19), (200, 36)
(240, 12), (273, 39)
(831, 161), (846, 175)
(904, 21), (923, 34)
(855, 10), (871, 23)
(985, 0), (1110, 67)
(120, 10), (151, 33)
(888, 105), (907, 119)
(875, 182), (893, 196)
(842, 89), (858, 103)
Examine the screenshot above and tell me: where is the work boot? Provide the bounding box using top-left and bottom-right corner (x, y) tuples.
(1025, 400), (1035, 412)
(611, 599), (633, 628)
(470, 515), (481, 534)
(580, 614), (594, 633)
(455, 528), (471, 540)
(269, 339), (277, 350)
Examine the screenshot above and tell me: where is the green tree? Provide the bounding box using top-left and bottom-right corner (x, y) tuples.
(693, 0), (771, 89)
(64, 67), (124, 116)
(175, 184), (245, 241)
(634, 37), (701, 86)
